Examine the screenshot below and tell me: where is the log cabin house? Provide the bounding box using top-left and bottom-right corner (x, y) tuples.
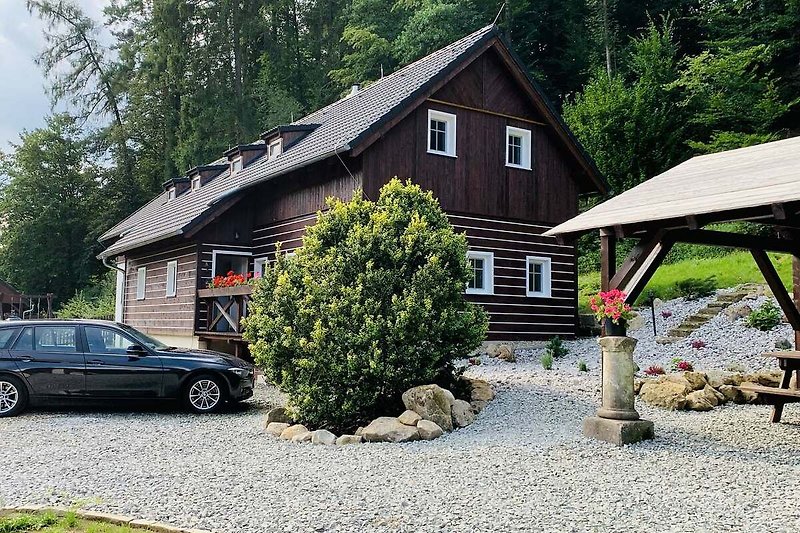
(98, 24), (607, 354)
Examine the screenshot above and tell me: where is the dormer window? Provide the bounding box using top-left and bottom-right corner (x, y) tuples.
(231, 156), (243, 174)
(506, 126), (532, 170)
(428, 110), (456, 157)
(167, 187), (176, 202)
(191, 177), (200, 191)
(268, 138), (282, 160)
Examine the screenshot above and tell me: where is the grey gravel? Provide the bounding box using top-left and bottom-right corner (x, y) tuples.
(2, 297), (800, 532)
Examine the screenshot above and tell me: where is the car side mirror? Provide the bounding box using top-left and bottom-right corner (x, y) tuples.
(127, 344), (147, 356)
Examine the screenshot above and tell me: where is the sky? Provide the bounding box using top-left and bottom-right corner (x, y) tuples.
(0, 0), (108, 151)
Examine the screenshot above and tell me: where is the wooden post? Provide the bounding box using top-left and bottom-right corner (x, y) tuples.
(600, 229), (616, 292)
(751, 249), (800, 331)
(793, 256), (800, 350)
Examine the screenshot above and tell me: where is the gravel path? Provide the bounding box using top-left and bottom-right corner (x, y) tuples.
(2, 354), (799, 532)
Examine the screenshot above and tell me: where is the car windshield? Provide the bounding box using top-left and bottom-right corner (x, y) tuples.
(117, 323), (169, 350)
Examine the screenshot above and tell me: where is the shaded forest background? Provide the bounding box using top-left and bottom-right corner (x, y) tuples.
(0, 0), (798, 309)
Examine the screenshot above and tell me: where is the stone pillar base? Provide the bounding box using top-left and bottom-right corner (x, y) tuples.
(583, 416), (654, 446)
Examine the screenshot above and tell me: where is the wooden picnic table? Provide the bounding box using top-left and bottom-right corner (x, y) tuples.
(738, 351), (800, 423)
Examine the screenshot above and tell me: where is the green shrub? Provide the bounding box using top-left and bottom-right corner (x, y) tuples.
(56, 271), (116, 319)
(0, 512), (58, 533)
(746, 300), (782, 331)
(674, 275), (717, 300)
(544, 336), (568, 359)
(244, 179), (489, 430)
(577, 360), (588, 372)
(541, 351), (554, 370)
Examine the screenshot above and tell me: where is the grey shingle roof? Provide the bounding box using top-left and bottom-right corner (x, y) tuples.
(99, 24), (498, 258)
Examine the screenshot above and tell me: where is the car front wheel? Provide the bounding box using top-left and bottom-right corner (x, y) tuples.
(0, 375), (28, 417)
(184, 375), (226, 414)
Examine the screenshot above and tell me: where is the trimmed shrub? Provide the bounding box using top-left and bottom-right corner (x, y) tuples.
(746, 300), (782, 331)
(244, 179), (489, 430)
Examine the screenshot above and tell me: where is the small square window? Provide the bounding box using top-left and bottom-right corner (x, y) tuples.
(506, 126), (532, 170)
(254, 257), (268, 278)
(231, 157), (243, 174)
(268, 139), (282, 159)
(428, 110), (456, 157)
(166, 260), (178, 298)
(167, 187), (176, 201)
(191, 177), (200, 191)
(466, 251), (493, 295)
(526, 256), (551, 297)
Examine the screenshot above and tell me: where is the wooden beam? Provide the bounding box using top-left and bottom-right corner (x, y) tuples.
(670, 228), (800, 255)
(426, 98), (547, 126)
(600, 230), (617, 292)
(794, 256), (800, 349)
(609, 231), (666, 291)
(620, 239), (674, 303)
(772, 203), (787, 220)
(685, 215), (699, 230)
(751, 249), (800, 331)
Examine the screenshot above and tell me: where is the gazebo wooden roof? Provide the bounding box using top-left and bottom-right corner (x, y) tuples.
(545, 136), (800, 345)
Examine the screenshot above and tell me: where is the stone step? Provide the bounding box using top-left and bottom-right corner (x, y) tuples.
(655, 335), (682, 345)
(683, 316), (710, 326)
(706, 302), (728, 309)
(667, 327), (696, 337)
(717, 292), (747, 303)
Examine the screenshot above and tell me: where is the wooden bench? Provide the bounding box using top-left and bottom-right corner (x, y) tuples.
(737, 351), (800, 423)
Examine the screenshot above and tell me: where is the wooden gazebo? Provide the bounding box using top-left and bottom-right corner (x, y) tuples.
(547, 137), (800, 427)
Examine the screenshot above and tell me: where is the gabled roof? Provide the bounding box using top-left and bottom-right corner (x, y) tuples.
(546, 136), (800, 238)
(99, 24), (605, 258)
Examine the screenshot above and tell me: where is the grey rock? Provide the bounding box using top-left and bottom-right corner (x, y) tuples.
(451, 399), (476, 428)
(280, 424), (309, 441)
(335, 435), (363, 445)
(311, 429), (337, 445)
(290, 431), (312, 443)
(417, 420), (444, 440)
(265, 422), (290, 437)
(397, 410), (422, 426)
(402, 384), (455, 432)
(361, 417), (419, 443)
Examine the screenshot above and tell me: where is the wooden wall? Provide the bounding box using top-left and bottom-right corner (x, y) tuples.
(123, 244), (198, 336)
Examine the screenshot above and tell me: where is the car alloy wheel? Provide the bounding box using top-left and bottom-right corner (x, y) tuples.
(0, 380), (19, 415)
(188, 379), (221, 411)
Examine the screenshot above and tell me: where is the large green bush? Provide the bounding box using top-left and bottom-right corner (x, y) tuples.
(244, 179), (488, 430)
(56, 271), (116, 319)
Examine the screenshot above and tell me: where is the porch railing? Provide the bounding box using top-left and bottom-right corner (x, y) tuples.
(196, 285), (253, 336)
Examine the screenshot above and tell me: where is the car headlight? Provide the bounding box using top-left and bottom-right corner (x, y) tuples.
(227, 367), (250, 378)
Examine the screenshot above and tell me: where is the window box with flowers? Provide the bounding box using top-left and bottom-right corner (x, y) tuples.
(589, 289), (634, 337)
(197, 271), (255, 298)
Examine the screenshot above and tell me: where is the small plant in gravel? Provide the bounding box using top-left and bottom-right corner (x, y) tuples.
(541, 351), (554, 370)
(691, 339), (706, 349)
(746, 301), (782, 331)
(660, 309), (673, 319)
(544, 336), (568, 359)
(644, 365), (665, 376)
(671, 357), (694, 371)
(577, 360), (588, 372)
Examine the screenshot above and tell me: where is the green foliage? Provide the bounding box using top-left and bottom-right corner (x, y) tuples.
(541, 351), (554, 370)
(0, 114), (105, 299)
(244, 179), (488, 430)
(0, 512), (57, 532)
(544, 336), (569, 359)
(577, 359), (588, 372)
(56, 271), (116, 319)
(747, 301), (782, 331)
(674, 276), (717, 300)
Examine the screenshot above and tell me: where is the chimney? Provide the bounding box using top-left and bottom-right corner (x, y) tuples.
(349, 84), (361, 96)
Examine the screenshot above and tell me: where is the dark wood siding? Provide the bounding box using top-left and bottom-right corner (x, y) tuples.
(123, 245), (198, 335)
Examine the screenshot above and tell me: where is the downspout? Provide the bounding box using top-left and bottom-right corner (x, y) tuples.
(102, 254), (126, 323)
(102, 255), (125, 274)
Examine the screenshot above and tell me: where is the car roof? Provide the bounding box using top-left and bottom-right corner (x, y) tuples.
(0, 319), (120, 328)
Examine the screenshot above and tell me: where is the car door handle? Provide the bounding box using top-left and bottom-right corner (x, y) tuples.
(19, 356), (33, 362)
(87, 359), (105, 366)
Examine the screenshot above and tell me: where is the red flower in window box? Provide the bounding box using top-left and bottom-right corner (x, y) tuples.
(208, 270), (253, 289)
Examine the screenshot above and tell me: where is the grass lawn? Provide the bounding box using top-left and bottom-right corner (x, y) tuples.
(578, 250), (793, 311)
(0, 512), (154, 533)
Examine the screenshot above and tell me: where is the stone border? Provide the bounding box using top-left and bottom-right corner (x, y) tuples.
(0, 505), (212, 533)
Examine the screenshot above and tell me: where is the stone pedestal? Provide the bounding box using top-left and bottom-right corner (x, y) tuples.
(584, 335), (654, 445)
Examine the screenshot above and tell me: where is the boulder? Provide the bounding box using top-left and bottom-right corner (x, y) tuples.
(402, 384), (455, 432)
(451, 399), (476, 428)
(680, 371), (709, 391)
(627, 312), (645, 331)
(335, 434), (363, 445)
(737, 382), (761, 404)
(744, 371), (782, 387)
(354, 426), (365, 437)
(633, 379), (644, 395)
(265, 422), (290, 437)
(465, 378), (495, 402)
(639, 381), (688, 410)
(291, 431), (313, 443)
(471, 400), (488, 413)
(361, 417), (420, 443)
(706, 371), (743, 388)
(310, 429), (337, 445)
(417, 420), (444, 440)
(280, 424), (310, 441)
(398, 410), (422, 426)
(265, 407), (292, 424)
(486, 343), (501, 357)
(724, 305), (752, 321)
(718, 385), (741, 403)
(686, 390), (714, 411)
(496, 344), (516, 362)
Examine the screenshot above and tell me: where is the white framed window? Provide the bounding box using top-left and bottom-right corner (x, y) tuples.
(428, 110), (456, 157)
(191, 177), (200, 191)
(230, 156), (243, 174)
(526, 256), (551, 297)
(268, 138), (282, 159)
(253, 257), (268, 278)
(167, 187), (176, 202)
(211, 249), (252, 277)
(165, 260), (178, 297)
(466, 250), (493, 295)
(506, 126), (532, 170)
(136, 267), (146, 300)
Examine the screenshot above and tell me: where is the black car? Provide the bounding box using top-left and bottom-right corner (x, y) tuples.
(0, 320), (255, 417)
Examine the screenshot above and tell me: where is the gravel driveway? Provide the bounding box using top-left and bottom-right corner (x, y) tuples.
(2, 352), (799, 533)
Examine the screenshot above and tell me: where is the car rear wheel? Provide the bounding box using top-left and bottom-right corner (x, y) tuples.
(0, 375), (28, 418)
(184, 375), (226, 414)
